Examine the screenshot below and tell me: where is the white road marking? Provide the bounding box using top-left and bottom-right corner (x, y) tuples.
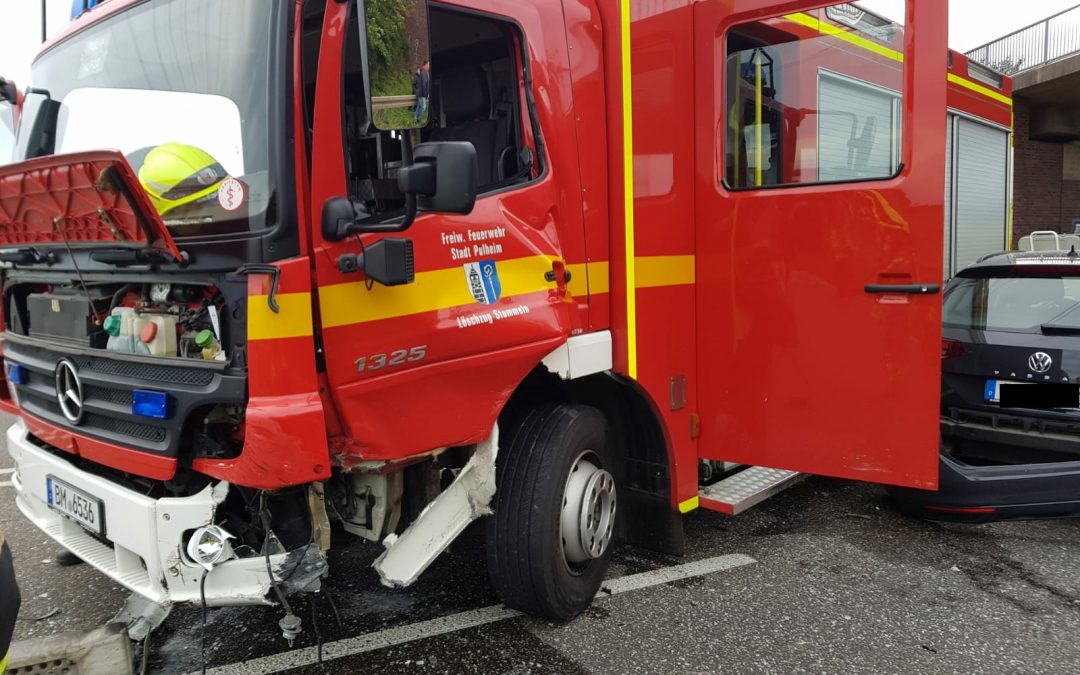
(196, 553), (757, 675)
(0, 481), (12, 488)
(0, 468), (14, 475)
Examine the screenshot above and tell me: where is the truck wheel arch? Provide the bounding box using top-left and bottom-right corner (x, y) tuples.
(499, 362), (686, 557)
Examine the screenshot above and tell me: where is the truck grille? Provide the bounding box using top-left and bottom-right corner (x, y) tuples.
(3, 338), (245, 459)
(13, 343), (216, 386)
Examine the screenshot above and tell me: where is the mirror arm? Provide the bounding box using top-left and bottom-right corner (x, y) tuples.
(400, 133), (419, 230)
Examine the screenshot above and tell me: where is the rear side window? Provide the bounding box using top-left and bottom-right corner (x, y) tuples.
(724, 4), (904, 189)
(944, 276), (1080, 333)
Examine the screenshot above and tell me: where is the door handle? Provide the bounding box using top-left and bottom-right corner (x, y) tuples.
(864, 283), (940, 295)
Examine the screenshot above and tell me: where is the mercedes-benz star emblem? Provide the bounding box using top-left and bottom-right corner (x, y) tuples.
(1028, 352), (1053, 374)
(54, 359), (85, 424)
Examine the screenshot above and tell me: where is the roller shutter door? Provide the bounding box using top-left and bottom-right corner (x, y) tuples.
(944, 118), (954, 276)
(817, 71), (900, 182)
(951, 117), (1009, 274)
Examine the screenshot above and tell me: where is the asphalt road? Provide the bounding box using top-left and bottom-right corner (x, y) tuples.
(4, 411), (1080, 674)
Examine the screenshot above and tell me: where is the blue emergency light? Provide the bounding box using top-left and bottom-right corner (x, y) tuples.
(71, 0), (102, 20)
(132, 389), (169, 419)
(6, 363), (26, 386)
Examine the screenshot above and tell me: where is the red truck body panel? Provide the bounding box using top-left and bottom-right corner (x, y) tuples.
(1, 0), (1013, 503)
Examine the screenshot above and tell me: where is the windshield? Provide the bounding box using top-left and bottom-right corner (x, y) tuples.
(13, 0), (286, 238)
(944, 275), (1080, 333)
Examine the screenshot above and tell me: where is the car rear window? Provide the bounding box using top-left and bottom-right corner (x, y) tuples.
(944, 276), (1080, 333)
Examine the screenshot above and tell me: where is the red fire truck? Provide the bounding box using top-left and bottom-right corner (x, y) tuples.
(0, 0), (1011, 635)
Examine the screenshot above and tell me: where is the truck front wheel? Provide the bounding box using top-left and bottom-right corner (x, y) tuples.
(486, 404), (617, 621)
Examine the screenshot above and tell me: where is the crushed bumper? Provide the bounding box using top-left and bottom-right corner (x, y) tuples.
(888, 453), (1080, 523)
(6, 420), (295, 606)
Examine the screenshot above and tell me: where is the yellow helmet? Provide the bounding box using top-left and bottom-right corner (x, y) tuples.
(138, 143), (227, 216)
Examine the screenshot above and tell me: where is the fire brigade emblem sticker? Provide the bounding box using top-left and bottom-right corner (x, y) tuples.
(464, 260), (502, 305)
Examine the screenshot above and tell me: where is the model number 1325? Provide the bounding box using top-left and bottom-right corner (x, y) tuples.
(355, 345), (427, 372)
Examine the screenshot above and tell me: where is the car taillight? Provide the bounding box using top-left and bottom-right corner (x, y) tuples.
(925, 505), (997, 514)
(941, 339), (965, 360)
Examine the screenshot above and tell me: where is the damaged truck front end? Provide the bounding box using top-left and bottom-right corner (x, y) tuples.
(0, 0), (332, 628)
(0, 151), (330, 621)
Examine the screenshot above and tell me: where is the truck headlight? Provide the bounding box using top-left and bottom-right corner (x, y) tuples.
(185, 525), (235, 571)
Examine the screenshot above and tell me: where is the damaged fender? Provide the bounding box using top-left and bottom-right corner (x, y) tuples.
(373, 425), (499, 587)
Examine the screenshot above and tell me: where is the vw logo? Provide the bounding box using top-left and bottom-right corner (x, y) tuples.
(1028, 352), (1053, 374)
(54, 359), (85, 424)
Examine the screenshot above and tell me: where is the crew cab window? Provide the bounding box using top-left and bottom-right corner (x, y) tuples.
(342, 5), (537, 222)
(724, 3), (904, 189)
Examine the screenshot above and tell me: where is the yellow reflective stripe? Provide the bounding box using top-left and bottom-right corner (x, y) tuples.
(784, 12), (902, 62)
(621, 0), (638, 379)
(1, 651), (8, 674)
(566, 261), (610, 297)
(947, 72), (1013, 106)
(786, 12), (1012, 107)
(637, 255), (695, 289)
(567, 256), (692, 297)
(679, 496), (700, 513)
(248, 292), (313, 340)
(319, 255), (557, 328)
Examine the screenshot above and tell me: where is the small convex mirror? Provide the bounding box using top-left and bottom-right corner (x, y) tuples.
(361, 0), (432, 131)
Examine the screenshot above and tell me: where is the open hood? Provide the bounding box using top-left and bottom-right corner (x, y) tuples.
(0, 150), (182, 261)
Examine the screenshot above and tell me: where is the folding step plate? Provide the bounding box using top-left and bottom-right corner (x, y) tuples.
(699, 466), (806, 515)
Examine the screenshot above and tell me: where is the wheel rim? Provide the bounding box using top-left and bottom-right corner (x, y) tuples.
(561, 452), (617, 566)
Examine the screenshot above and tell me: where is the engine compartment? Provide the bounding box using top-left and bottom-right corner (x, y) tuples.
(7, 281), (230, 363)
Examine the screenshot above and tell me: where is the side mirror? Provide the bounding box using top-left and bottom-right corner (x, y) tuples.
(0, 78), (17, 105)
(16, 89), (59, 160)
(400, 142), (478, 215)
(322, 140), (477, 240)
(358, 0), (431, 132)
(0, 77), (22, 133)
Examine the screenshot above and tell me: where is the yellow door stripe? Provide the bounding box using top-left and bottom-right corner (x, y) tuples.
(947, 72), (1013, 106)
(637, 255), (695, 288)
(785, 12), (1012, 107)
(679, 496), (700, 513)
(318, 255), (557, 329)
(784, 12), (902, 62)
(567, 261), (611, 297)
(567, 256), (693, 298)
(621, 0), (638, 379)
(248, 292), (314, 340)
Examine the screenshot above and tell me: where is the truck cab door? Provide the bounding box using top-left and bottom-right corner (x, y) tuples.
(306, 2), (585, 460)
(694, 1), (946, 488)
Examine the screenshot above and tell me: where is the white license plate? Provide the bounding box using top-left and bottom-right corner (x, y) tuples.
(984, 379), (1032, 403)
(985, 379), (1006, 403)
(47, 475), (104, 536)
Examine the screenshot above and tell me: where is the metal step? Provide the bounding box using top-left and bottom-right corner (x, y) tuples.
(698, 466), (806, 515)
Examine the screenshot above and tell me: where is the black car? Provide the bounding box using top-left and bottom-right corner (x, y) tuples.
(889, 250), (1080, 522)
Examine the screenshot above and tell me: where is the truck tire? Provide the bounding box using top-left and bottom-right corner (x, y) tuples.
(486, 403), (617, 621)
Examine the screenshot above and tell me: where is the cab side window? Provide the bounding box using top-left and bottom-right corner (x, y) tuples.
(724, 5), (904, 189)
(343, 5), (537, 221)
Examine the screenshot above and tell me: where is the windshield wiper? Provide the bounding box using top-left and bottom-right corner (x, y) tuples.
(0, 248), (57, 265)
(1040, 323), (1080, 335)
(90, 247), (189, 267)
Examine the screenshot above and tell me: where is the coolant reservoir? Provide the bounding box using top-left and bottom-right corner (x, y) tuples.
(104, 313), (149, 355)
(138, 314), (178, 357)
(109, 307), (138, 337)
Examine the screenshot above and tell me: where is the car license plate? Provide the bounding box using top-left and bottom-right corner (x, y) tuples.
(985, 379), (1009, 403)
(985, 379), (1080, 407)
(46, 476), (104, 537)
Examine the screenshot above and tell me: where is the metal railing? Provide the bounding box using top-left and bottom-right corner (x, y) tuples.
(966, 4), (1080, 75)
